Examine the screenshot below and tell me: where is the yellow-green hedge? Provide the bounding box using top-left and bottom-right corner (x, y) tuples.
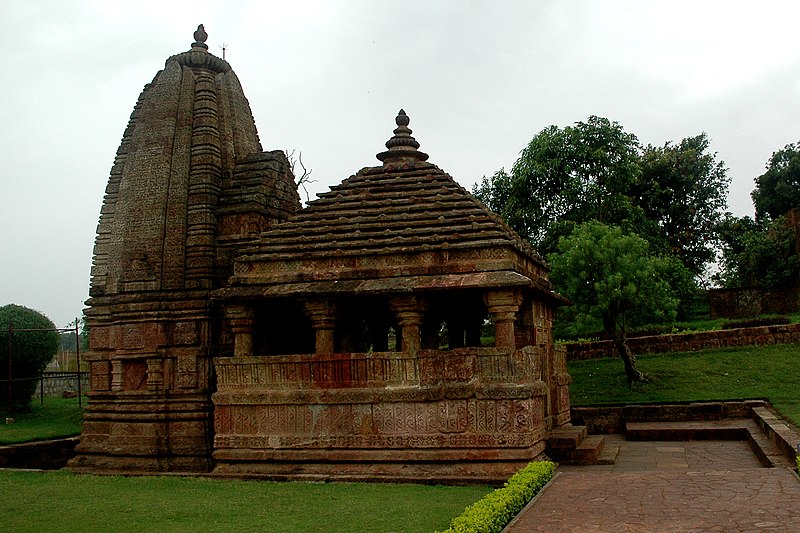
(437, 461), (555, 533)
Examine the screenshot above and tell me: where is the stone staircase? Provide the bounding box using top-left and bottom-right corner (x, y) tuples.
(546, 424), (619, 465)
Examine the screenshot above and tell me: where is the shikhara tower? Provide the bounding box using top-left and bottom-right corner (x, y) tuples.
(71, 26), (300, 472)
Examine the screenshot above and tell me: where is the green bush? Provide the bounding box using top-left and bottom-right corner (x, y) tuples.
(0, 304), (59, 414)
(437, 461), (555, 533)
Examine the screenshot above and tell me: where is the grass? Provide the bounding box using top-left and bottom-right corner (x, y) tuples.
(0, 396), (83, 444)
(0, 470), (490, 533)
(568, 343), (800, 425)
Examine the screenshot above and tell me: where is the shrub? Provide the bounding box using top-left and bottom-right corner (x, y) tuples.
(0, 304), (59, 413)
(437, 461), (555, 533)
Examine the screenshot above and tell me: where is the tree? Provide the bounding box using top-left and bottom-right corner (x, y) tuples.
(752, 142), (800, 222)
(636, 134), (730, 276)
(473, 116), (644, 257)
(0, 304), (59, 413)
(548, 222), (678, 384)
(716, 215), (800, 289)
(474, 118), (730, 279)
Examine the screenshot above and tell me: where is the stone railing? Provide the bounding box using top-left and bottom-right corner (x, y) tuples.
(564, 323), (800, 361)
(215, 352), (419, 389)
(214, 347), (540, 390)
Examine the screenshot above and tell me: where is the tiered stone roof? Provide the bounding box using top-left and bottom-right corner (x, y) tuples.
(224, 110), (558, 299)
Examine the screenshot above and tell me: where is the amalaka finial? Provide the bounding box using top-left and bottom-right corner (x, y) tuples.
(192, 24), (209, 51)
(376, 109), (429, 164)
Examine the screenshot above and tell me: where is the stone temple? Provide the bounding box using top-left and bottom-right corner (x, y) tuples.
(69, 27), (579, 483)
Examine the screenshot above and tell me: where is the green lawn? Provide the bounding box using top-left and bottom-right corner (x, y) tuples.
(568, 343), (800, 425)
(0, 396), (83, 444)
(0, 470), (489, 533)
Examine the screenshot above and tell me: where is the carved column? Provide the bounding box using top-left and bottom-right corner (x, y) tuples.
(111, 359), (124, 391)
(484, 290), (522, 350)
(225, 304), (255, 357)
(390, 296), (427, 354)
(147, 358), (164, 391)
(304, 300), (337, 354)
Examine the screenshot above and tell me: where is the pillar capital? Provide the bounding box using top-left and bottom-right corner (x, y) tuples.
(304, 300), (337, 328)
(390, 295), (427, 326)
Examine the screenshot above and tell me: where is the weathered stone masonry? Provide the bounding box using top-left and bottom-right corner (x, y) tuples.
(70, 27), (576, 482)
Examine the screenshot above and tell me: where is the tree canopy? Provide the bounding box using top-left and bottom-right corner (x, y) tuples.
(636, 134), (730, 275)
(473, 117), (729, 279)
(548, 222), (679, 383)
(752, 141), (800, 222)
(0, 304), (59, 413)
(716, 214), (800, 289)
(473, 116), (644, 256)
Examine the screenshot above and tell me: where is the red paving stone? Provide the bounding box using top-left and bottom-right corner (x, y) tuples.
(505, 438), (800, 532)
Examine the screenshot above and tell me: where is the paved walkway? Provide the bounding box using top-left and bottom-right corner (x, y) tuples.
(506, 436), (800, 532)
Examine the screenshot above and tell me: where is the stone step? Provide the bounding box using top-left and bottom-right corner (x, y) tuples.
(625, 421), (749, 441)
(555, 435), (607, 465)
(547, 425), (588, 451)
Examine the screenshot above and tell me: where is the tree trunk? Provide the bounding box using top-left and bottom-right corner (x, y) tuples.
(612, 337), (645, 385)
(603, 311), (645, 385)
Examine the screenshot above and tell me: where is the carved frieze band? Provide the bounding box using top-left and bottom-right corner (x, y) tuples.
(214, 397), (545, 448)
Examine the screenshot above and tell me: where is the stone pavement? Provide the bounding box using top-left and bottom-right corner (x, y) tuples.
(505, 436), (800, 532)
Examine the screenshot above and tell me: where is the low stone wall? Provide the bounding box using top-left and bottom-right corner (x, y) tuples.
(564, 323), (800, 361)
(0, 437), (80, 469)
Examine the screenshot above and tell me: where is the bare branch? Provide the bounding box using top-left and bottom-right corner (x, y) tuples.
(286, 149), (316, 204)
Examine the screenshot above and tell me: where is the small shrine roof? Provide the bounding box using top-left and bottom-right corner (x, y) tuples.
(225, 110), (558, 299)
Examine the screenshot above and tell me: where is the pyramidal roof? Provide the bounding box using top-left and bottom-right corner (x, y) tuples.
(226, 110), (555, 298)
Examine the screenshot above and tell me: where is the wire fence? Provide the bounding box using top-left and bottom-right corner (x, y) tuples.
(4, 319), (83, 418)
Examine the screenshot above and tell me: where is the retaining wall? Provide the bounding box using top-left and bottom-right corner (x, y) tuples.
(564, 323), (800, 361)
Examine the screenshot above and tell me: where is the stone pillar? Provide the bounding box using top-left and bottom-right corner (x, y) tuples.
(304, 300), (337, 354)
(390, 296), (427, 354)
(111, 359), (124, 391)
(484, 290), (522, 350)
(147, 358), (164, 391)
(225, 304), (255, 357)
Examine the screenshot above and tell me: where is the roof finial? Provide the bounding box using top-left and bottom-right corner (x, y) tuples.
(376, 109), (429, 164)
(192, 24), (209, 51)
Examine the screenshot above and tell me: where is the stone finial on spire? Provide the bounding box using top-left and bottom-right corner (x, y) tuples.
(376, 109), (429, 164)
(192, 24), (209, 51)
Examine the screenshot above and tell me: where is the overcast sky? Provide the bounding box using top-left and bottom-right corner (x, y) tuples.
(2, 0), (800, 328)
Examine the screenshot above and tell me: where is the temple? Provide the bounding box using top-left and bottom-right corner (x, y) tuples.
(69, 27), (579, 483)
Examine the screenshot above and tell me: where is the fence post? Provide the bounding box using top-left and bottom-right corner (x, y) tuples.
(6, 319), (13, 421)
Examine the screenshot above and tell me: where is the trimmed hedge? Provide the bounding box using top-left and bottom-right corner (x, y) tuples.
(437, 461), (555, 533)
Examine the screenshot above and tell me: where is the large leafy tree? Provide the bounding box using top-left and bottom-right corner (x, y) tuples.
(473, 116), (644, 257)
(548, 222), (678, 384)
(474, 117), (729, 279)
(0, 304), (59, 413)
(752, 142), (800, 222)
(636, 134), (730, 276)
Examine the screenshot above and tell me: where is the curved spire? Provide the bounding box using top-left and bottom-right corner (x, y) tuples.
(192, 24), (208, 51)
(376, 109), (429, 164)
